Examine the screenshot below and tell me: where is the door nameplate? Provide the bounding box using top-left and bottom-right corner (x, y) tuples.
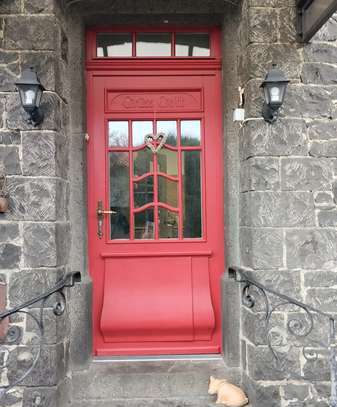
(105, 89), (203, 113)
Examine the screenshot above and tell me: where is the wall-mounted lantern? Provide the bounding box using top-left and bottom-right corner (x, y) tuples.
(261, 64), (289, 124)
(15, 67), (45, 126)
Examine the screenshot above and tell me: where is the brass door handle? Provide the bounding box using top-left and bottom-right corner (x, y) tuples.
(97, 209), (116, 216)
(97, 200), (116, 239)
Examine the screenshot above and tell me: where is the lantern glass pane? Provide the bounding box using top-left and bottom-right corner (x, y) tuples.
(20, 84), (38, 108)
(279, 83), (287, 103)
(35, 88), (43, 108)
(263, 85), (271, 105)
(269, 86), (281, 104)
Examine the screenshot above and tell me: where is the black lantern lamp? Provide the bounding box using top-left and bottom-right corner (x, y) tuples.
(15, 67), (45, 126)
(261, 64), (289, 124)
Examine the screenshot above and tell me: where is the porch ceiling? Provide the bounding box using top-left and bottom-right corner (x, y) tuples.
(61, 0), (239, 15)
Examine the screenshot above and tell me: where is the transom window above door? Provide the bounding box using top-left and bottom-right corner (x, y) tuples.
(96, 32), (211, 57)
(108, 119), (203, 241)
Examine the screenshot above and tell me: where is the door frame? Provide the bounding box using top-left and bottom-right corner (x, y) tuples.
(86, 26), (225, 356)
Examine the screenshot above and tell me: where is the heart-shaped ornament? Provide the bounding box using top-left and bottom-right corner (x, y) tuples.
(144, 132), (167, 153)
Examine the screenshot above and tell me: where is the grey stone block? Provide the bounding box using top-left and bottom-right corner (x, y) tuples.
(247, 268), (302, 299)
(240, 119), (308, 159)
(248, 0), (293, 5)
(0, 391), (21, 407)
(246, 44), (301, 81)
(242, 79), (264, 118)
(313, 382), (332, 401)
(23, 387), (58, 407)
(4, 16), (57, 50)
(69, 279), (92, 368)
(304, 43), (337, 64)
(26, 308), (68, 345)
(240, 191), (315, 227)
(314, 191), (335, 209)
(24, 0), (55, 14)
(56, 133), (69, 179)
(306, 287), (337, 314)
(282, 384), (309, 401)
(247, 344), (301, 380)
(0, 0), (21, 13)
(0, 96), (4, 129)
(278, 6), (297, 43)
(0, 57), (20, 92)
(55, 179), (68, 221)
(310, 140), (337, 158)
(0, 146), (21, 175)
(0, 130), (21, 145)
(8, 268), (64, 306)
(248, 8), (277, 44)
(286, 229), (337, 269)
(242, 373), (281, 407)
(7, 344), (65, 386)
(304, 270), (337, 288)
(71, 399), (216, 407)
(281, 158), (332, 191)
(302, 351), (330, 381)
(240, 228), (283, 269)
(0, 242), (21, 268)
(0, 223), (19, 242)
(5, 177), (57, 221)
(317, 210), (337, 226)
(71, 359), (235, 402)
(56, 222), (70, 266)
(242, 308), (285, 346)
(301, 63), (337, 85)
(240, 157), (279, 192)
(22, 131), (57, 176)
(284, 85), (334, 119)
(308, 120), (337, 141)
(23, 223), (57, 267)
(221, 275), (240, 367)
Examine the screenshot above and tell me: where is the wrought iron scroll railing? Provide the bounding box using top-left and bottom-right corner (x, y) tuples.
(0, 271), (81, 400)
(229, 266), (337, 407)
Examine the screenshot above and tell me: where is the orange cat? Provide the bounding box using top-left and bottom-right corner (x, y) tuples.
(208, 376), (249, 406)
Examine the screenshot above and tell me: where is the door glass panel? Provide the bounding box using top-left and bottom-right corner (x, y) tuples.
(183, 151), (201, 238)
(159, 208), (178, 239)
(133, 149), (153, 176)
(135, 208), (155, 239)
(136, 33), (171, 56)
(134, 176), (154, 208)
(157, 121), (177, 146)
(158, 176), (178, 207)
(109, 152), (130, 239)
(108, 121), (128, 147)
(97, 33), (132, 57)
(132, 121), (153, 147)
(181, 120), (201, 146)
(158, 148), (178, 176)
(175, 33), (210, 57)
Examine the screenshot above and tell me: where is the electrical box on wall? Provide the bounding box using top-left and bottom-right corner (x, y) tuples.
(233, 108), (245, 122)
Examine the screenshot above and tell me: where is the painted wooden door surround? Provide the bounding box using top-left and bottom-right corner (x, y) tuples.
(87, 27), (224, 356)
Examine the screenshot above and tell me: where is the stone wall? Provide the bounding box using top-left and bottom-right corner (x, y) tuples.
(2, 0), (337, 406)
(0, 0), (71, 405)
(238, 1), (337, 405)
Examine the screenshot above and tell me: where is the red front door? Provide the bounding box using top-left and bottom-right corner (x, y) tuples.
(87, 28), (224, 356)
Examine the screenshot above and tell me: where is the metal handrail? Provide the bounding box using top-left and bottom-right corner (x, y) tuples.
(0, 271), (81, 400)
(229, 266), (337, 407)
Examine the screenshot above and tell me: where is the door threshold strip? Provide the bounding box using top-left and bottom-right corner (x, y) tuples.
(93, 354), (223, 362)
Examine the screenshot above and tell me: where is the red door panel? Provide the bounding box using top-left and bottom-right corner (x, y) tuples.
(87, 31), (224, 356)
